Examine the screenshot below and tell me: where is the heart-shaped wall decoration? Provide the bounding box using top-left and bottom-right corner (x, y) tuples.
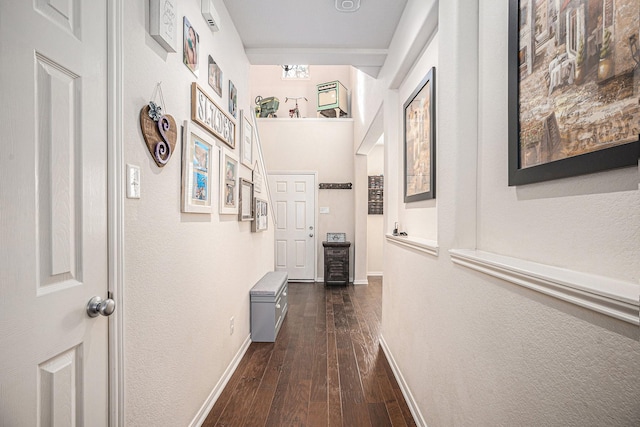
(140, 104), (177, 167)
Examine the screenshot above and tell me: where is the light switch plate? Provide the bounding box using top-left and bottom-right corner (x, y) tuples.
(126, 164), (141, 199)
(320, 207), (330, 214)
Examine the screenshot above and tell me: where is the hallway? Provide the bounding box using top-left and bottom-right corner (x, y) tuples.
(203, 278), (416, 426)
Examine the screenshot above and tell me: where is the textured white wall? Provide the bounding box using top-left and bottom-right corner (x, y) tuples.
(376, 0), (640, 425)
(393, 34), (439, 240)
(123, 1), (274, 425)
(476, 3), (640, 282)
(256, 119), (355, 282)
(352, 67), (386, 148)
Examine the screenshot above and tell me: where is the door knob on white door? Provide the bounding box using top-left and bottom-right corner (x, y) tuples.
(87, 296), (116, 317)
(309, 233), (314, 237)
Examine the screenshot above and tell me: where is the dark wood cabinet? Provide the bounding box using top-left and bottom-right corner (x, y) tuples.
(323, 241), (350, 285)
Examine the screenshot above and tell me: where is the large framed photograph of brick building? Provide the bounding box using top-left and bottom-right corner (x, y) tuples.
(508, 0), (640, 185)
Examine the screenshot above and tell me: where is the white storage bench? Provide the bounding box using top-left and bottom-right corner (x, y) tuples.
(250, 271), (288, 342)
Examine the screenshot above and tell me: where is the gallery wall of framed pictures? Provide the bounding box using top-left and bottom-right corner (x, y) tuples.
(144, 7), (271, 231)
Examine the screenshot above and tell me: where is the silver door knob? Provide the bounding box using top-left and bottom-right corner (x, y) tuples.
(87, 296), (116, 318)
(309, 233), (314, 237)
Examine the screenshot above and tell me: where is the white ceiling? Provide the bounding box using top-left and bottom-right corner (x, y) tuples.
(222, 0), (408, 76)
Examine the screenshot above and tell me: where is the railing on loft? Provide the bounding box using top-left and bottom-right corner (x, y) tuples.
(251, 115), (276, 226)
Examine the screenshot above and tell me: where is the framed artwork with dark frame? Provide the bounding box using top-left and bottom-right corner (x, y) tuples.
(404, 67), (436, 202)
(508, 0), (640, 186)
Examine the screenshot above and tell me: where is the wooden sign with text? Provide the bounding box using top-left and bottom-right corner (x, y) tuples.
(191, 82), (236, 149)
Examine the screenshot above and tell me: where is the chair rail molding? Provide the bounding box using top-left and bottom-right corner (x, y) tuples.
(449, 249), (640, 325)
(386, 234), (439, 257)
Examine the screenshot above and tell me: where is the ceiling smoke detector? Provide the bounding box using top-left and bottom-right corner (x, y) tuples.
(335, 0), (360, 13)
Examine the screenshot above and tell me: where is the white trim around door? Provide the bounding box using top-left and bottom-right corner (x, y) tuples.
(108, 0), (125, 425)
(268, 171), (318, 282)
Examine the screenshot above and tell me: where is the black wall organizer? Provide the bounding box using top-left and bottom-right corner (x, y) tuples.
(319, 183), (352, 189)
(368, 175), (383, 215)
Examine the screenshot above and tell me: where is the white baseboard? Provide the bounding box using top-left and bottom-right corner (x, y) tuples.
(189, 334), (252, 427)
(367, 271), (383, 277)
(380, 335), (427, 427)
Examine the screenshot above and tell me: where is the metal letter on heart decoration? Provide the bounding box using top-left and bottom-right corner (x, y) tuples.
(140, 101), (177, 167)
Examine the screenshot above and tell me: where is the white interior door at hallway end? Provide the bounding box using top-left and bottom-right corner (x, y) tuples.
(0, 0), (111, 425)
(269, 174), (316, 281)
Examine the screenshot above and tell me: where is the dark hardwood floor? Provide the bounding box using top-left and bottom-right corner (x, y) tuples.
(203, 277), (417, 427)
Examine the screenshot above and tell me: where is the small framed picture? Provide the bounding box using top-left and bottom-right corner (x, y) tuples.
(183, 16), (199, 76)
(219, 148), (239, 215)
(240, 110), (253, 168)
(252, 198), (268, 232)
(326, 232), (346, 243)
(238, 179), (254, 221)
(181, 121), (216, 213)
(149, 0), (177, 52)
(228, 80), (237, 118)
(208, 55), (222, 97)
(252, 162), (262, 193)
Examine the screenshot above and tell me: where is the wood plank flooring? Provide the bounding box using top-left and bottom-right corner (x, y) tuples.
(203, 277), (416, 427)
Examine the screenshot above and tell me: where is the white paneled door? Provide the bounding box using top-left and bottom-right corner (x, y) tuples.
(269, 174), (316, 281)
(0, 0), (110, 425)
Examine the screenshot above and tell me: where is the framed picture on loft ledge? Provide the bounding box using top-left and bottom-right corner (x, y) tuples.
(508, 0), (640, 186)
(404, 66), (436, 202)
